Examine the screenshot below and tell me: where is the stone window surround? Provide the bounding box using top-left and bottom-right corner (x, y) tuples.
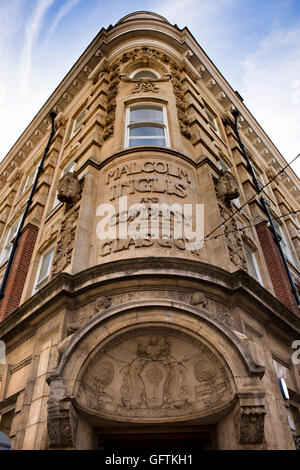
(124, 101), (170, 149)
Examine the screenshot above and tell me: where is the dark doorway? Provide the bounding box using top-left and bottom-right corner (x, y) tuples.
(97, 430), (215, 451)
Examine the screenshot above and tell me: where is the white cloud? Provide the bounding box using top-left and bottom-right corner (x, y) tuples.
(46, 0), (80, 40)
(20, 0), (55, 94)
(240, 26), (300, 176)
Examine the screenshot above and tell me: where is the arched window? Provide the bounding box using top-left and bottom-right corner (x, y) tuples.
(125, 104), (169, 148)
(131, 69), (159, 80)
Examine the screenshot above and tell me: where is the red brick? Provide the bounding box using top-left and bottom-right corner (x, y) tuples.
(0, 224), (38, 321)
(256, 222), (298, 315)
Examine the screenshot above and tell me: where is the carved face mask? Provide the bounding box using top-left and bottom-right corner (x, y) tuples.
(57, 172), (81, 203)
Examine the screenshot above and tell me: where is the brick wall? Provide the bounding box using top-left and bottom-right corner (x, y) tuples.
(0, 224), (38, 322)
(256, 221), (298, 315)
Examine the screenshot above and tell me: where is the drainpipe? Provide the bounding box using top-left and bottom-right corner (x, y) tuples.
(232, 109), (300, 309)
(0, 112), (56, 301)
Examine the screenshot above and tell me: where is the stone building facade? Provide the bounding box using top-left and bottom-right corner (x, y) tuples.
(0, 11), (300, 450)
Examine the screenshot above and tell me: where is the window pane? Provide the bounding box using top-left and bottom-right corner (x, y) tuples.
(130, 106), (163, 123)
(37, 248), (53, 284)
(129, 138), (165, 147)
(133, 70), (158, 80)
(245, 246), (259, 280)
(130, 126), (164, 136)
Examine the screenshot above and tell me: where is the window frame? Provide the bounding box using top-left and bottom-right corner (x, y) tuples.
(125, 103), (169, 148)
(130, 68), (160, 80)
(272, 219), (294, 263)
(205, 107), (220, 137)
(23, 166), (38, 194)
(244, 244), (263, 284)
(33, 246), (54, 293)
(0, 218), (21, 265)
(69, 107), (86, 140)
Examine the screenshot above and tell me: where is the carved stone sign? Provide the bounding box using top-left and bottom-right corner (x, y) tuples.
(97, 157), (202, 260)
(77, 328), (233, 420)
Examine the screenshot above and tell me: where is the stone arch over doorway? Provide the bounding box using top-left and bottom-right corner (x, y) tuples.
(46, 301), (266, 449)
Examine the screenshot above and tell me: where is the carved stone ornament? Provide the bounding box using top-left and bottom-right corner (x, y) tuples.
(76, 328), (233, 420)
(95, 296), (112, 312)
(190, 292), (207, 307)
(214, 175), (247, 271)
(57, 172), (81, 204)
(132, 80), (160, 94)
(47, 378), (77, 448)
(216, 171), (240, 201)
(52, 176), (83, 277)
(235, 405), (266, 445)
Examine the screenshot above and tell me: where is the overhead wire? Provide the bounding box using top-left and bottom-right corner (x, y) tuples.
(201, 152), (300, 242)
(204, 209), (300, 241)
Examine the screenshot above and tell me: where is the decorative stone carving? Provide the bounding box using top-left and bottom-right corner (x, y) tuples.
(235, 405), (266, 445)
(213, 176), (247, 271)
(116, 46), (191, 139)
(47, 377), (77, 448)
(95, 296), (112, 312)
(52, 178), (83, 276)
(132, 80), (160, 93)
(103, 63), (121, 140)
(77, 328), (233, 420)
(57, 172), (81, 204)
(190, 291), (207, 307)
(216, 171), (240, 201)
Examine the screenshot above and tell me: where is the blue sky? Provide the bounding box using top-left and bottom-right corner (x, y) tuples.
(0, 0), (299, 176)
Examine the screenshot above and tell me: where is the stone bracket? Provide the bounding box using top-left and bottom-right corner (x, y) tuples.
(234, 392), (266, 445)
(47, 376), (77, 449)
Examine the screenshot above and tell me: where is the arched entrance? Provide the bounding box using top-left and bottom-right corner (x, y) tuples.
(47, 301), (266, 449)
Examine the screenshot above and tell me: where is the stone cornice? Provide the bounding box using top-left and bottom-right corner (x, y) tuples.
(0, 257), (299, 341)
